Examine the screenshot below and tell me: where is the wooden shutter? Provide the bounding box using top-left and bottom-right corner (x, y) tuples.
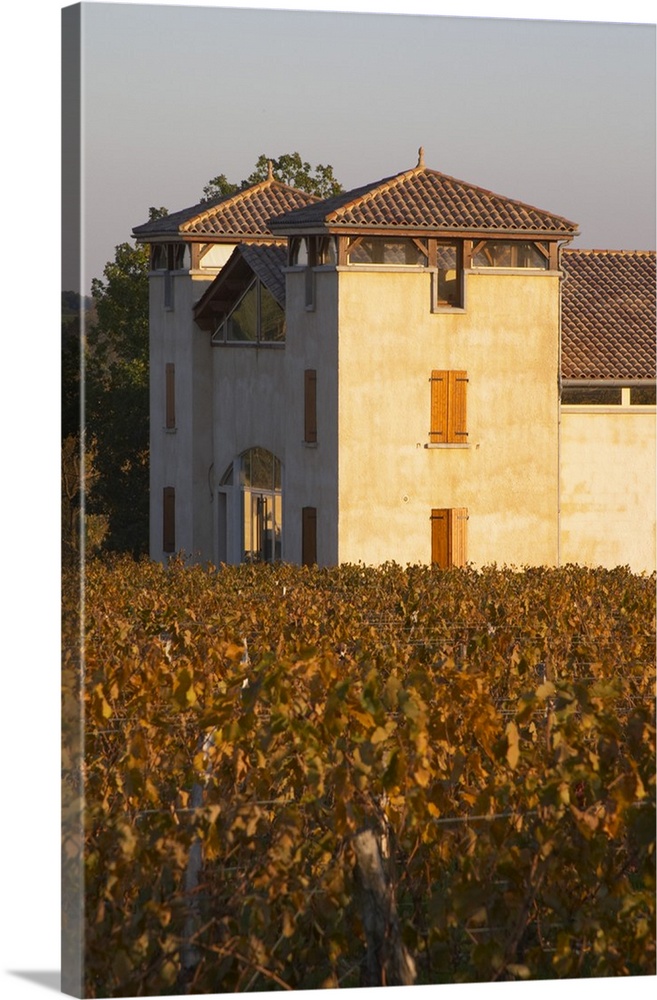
(302, 507), (317, 566)
(448, 372), (468, 443)
(430, 370), (468, 443)
(304, 370), (317, 443)
(163, 487), (175, 553)
(165, 363), (175, 429)
(431, 508), (449, 567)
(430, 371), (448, 442)
(431, 507), (468, 567)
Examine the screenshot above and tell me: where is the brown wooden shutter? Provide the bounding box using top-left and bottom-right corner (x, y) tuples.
(430, 371), (448, 442)
(431, 507), (468, 567)
(163, 487), (175, 553)
(448, 371), (468, 443)
(431, 508), (449, 567)
(302, 507), (317, 566)
(430, 370), (468, 443)
(304, 370), (317, 443)
(165, 363), (175, 429)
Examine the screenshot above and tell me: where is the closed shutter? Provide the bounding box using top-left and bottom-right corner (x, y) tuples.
(430, 371), (448, 442)
(431, 507), (468, 567)
(302, 507), (317, 566)
(304, 370), (317, 443)
(430, 370), (468, 443)
(163, 487), (175, 553)
(448, 372), (468, 443)
(165, 363), (175, 429)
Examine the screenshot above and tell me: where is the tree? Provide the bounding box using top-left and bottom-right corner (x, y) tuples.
(83, 209), (167, 556)
(202, 152), (343, 202)
(201, 173), (239, 202)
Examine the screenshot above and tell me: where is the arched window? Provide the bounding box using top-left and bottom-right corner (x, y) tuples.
(240, 447), (282, 562)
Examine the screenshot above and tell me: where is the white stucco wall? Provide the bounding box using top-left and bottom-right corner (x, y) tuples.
(559, 406), (656, 573)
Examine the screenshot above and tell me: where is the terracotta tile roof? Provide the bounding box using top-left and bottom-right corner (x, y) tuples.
(133, 177), (317, 241)
(561, 249), (656, 380)
(271, 159), (578, 237)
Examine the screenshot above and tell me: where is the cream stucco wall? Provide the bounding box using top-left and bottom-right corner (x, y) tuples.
(559, 407), (656, 573)
(335, 268), (562, 567)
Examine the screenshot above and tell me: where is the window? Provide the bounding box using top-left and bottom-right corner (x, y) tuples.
(213, 279), (285, 344)
(165, 363), (175, 429)
(240, 448), (282, 563)
(304, 370), (317, 443)
(151, 243), (186, 271)
(347, 237), (427, 266)
(289, 236), (336, 267)
(434, 242), (463, 308)
(431, 508), (468, 568)
(430, 370), (468, 444)
(302, 507), (317, 566)
(151, 244), (187, 309)
(561, 387), (622, 405)
(630, 386), (656, 405)
(163, 487), (175, 553)
(561, 384), (656, 407)
(472, 241), (549, 269)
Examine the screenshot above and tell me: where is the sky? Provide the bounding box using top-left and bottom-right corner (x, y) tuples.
(1, 3), (656, 1000)
(64, 0), (656, 293)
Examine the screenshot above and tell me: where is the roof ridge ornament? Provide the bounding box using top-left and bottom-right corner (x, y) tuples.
(417, 146), (425, 168)
(267, 159), (274, 181)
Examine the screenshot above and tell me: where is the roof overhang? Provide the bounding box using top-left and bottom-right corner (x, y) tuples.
(270, 222), (579, 241)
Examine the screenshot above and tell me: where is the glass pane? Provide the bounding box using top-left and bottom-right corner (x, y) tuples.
(517, 242), (547, 268)
(248, 447), (272, 489)
(348, 237), (425, 265)
(241, 447), (281, 490)
(630, 386), (656, 405)
(226, 282), (257, 341)
(260, 285), (286, 342)
(561, 387), (622, 405)
(473, 241), (547, 269)
(318, 237), (337, 265)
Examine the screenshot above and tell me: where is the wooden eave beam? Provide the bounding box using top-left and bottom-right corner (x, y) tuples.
(274, 224), (576, 243)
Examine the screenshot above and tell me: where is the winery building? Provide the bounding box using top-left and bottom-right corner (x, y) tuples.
(133, 153), (656, 573)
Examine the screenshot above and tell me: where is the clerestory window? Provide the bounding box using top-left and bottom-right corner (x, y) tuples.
(212, 279), (285, 345)
(472, 241), (549, 269)
(346, 236), (427, 266)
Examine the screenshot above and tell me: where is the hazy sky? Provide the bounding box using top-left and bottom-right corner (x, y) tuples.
(66, 1), (655, 292)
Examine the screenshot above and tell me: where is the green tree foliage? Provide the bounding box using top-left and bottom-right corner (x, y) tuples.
(203, 151), (343, 202)
(63, 559), (656, 995)
(83, 212), (168, 556)
(61, 294), (108, 565)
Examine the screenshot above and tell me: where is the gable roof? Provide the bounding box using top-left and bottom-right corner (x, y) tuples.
(270, 154), (579, 238)
(193, 242), (287, 330)
(560, 249), (656, 380)
(133, 173), (318, 242)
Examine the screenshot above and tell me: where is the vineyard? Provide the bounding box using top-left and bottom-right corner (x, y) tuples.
(62, 556), (656, 996)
